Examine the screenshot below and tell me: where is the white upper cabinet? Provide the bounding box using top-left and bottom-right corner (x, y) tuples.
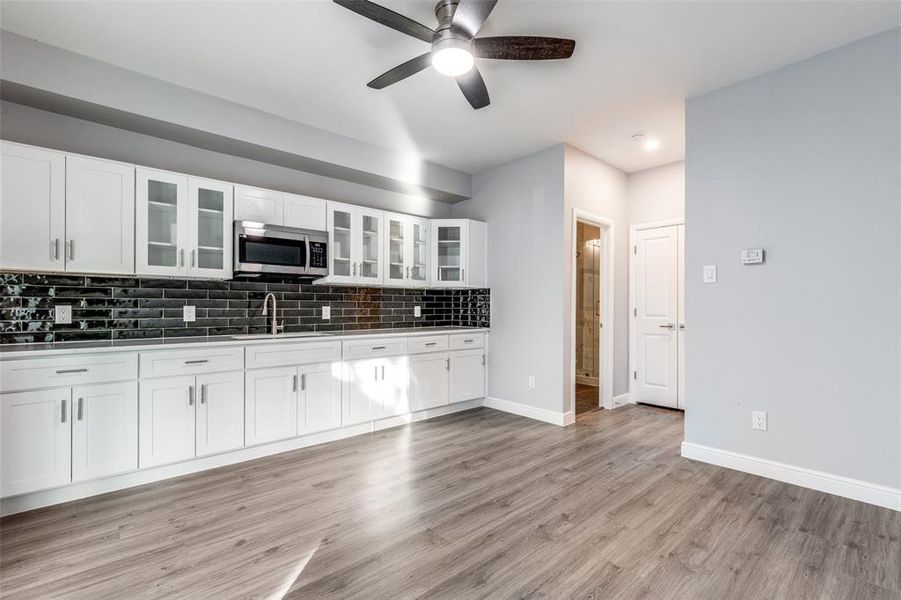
(0, 142), (66, 272)
(65, 155), (136, 274)
(384, 213), (430, 287)
(326, 202), (384, 285)
(234, 186), (327, 231)
(284, 193), (327, 231)
(137, 169), (232, 278)
(188, 178), (233, 279)
(234, 185), (283, 224)
(430, 219), (487, 288)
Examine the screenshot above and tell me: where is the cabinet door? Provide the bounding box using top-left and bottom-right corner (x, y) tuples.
(139, 376), (196, 468)
(327, 202), (355, 283)
(188, 178), (233, 279)
(65, 156), (135, 274)
(298, 362), (341, 435)
(1, 388), (71, 497)
(356, 207), (384, 284)
(449, 349), (486, 403)
(409, 219), (430, 285)
(342, 358), (380, 426)
(385, 213), (407, 286)
(72, 381), (138, 482)
(196, 371), (244, 456)
(378, 355), (410, 418)
(136, 168), (188, 276)
(284, 193), (326, 231)
(234, 185), (283, 224)
(0, 142), (66, 272)
(432, 220), (467, 287)
(245, 367), (297, 445)
(409, 352), (449, 412)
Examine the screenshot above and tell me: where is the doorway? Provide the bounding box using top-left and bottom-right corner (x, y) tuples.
(570, 210), (615, 417)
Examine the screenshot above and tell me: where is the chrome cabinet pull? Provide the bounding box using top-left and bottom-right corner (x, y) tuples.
(200, 384), (207, 404)
(353, 262), (357, 277)
(179, 249), (185, 267)
(56, 368), (88, 374)
(184, 359), (209, 365)
(292, 374), (298, 392)
(425, 342), (437, 347)
(679, 324), (685, 330)
(61, 399), (67, 423)
(301, 374), (306, 391)
(373, 365), (378, 380)
(462, 268), (465, 282)
(191, 249), (196, 268)
(77, 397), (84, 420)
(67, 240), (74, 261)
(659, 323), (675, 330)
(381, 365), (385, 380)
(51, 238), (60, 261)
(188, 385), (194, 406)
(372, 346), (386, 351)
(463, 339), (474, 343)
(482, 355), (485, 365)
(445, 358), (450, 371)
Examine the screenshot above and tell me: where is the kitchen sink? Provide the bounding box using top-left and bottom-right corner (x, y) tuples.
(230, 332), (333, 340)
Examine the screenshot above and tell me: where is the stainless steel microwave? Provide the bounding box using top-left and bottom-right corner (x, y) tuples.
(233, 221), (329, 278)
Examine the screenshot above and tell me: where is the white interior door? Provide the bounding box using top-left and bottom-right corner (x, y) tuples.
(632, 226), (679, 408)
(1, 388), (72, 497)
(65, 155), (135, 274)
(298, 362), (342, 435)
(677, 224), (686, 408)
(0, 142), (66, 272)
(72, 381), (138, 482)
(196, 371), (245, 456)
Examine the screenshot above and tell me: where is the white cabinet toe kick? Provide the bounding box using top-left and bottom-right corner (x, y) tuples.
(0, 330), (488, 515)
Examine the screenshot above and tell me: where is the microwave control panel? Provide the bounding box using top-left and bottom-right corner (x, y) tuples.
(309, 241), (328, 269)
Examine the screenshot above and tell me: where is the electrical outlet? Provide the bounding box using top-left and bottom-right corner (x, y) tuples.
(54, 305), (72, 325)
(528, 375), (536, 389)
(703, 264), (718, 283)
(321, 306), (331, 320)
(414, 305), (422, 318)
(752, 411), (767, 431)
(183, 305), (196, 322)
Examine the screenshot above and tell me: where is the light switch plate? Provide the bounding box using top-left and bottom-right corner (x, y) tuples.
(322, 306), (331, 320)
(54, 305), (72, 325)
(741, 248), (765, 265)
(414, 305), (422, 318)
(183, 305), (196, 322)
(703, 264), (718, 283)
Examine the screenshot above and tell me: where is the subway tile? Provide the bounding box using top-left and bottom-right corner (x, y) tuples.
(140, 278), (187, 289)
(22, 274), (84, 286)
(164, 289), (208, 299)
(85, 276), (139, 288)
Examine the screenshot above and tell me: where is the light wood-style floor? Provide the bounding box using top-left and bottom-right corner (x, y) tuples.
(575, 383), (600, 414)
(2, 405), (899, 599)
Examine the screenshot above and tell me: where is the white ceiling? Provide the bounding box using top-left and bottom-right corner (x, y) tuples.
(1, 1), (898, 174)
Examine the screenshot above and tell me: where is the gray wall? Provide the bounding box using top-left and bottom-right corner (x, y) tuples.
(627, 161), (685, 225)
(684, 28), (900, 489)
(453, 146), (567, 412)
(0, 101), (453, 218)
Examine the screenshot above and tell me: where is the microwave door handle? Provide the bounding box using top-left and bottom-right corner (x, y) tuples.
(305, 238), (311, 271)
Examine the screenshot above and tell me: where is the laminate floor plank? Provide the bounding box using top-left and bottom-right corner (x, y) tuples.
(2, 405), (899, 599)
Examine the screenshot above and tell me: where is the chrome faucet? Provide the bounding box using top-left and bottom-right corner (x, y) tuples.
(261, 292), (283, 336)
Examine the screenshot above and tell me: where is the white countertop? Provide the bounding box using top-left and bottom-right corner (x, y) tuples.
(0, 327), (489, 359)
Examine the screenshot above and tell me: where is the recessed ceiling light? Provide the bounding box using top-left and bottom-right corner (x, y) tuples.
(631, 132), (660, 151)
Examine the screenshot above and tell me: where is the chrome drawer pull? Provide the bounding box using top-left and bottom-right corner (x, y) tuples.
(184, 359), (209, 365)
(425, 342), (437, 347)
(371, 346), (386, 350)
(463, 339), (475, 343)
(56, 368), (88, 374)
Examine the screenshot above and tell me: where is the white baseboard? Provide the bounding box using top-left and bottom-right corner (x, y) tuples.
(0, 400), (483, 517)
(612, 393), (631, 407)
(681, 442), (901, 512)
(484, 396), (568, 426)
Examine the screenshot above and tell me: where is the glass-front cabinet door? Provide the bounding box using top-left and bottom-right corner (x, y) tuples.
(385, 214), (407, 285)
(188, 178), (233, 279)
(431, 220), (467, 287)
(327, 203), (355, 283)
(357, 208), (383, 284)
(409, 219), (429, 285)
(136, 168), (188, 276)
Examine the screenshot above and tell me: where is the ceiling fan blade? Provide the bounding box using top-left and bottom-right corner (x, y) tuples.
(474, 36), (576, 60)
(456, 66), (490, 109)
(333, 0), (435, 43)
(368, 53), (432, 89)
(451, 0), (498, 38)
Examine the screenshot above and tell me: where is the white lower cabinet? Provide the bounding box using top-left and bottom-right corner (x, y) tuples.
(409, 352), (449, 411)
(298, 362), (342, 435)
(342, 356), (410, 425)
(196, 372), (245, 457)
(450, 349), (486, 403)
(1, 388), (72, 497)
(139, 376), (196, 468)
(245, 367), (298, 446)
(72, 382), (138, 482)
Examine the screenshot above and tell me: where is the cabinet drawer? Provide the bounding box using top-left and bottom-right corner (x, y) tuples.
(449, 333), (485, 350)
(408, 335), (449, 354)
(343, 338), (408, 359)
(245, 340), (341, 369)
(139, 347), (244, 378)
(1, 353), (138, 393)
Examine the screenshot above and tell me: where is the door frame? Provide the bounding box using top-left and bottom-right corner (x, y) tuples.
(569, 209), (615, 414)
(628, 218), (685, 405)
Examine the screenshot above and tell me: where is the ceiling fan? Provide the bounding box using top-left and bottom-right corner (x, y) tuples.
(333, 0), (576, 109)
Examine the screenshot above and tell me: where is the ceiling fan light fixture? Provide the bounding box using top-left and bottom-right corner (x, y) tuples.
(431, 38), (474, 76)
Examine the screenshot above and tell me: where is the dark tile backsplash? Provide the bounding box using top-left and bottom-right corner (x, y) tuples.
(0, 272), (489, 344)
